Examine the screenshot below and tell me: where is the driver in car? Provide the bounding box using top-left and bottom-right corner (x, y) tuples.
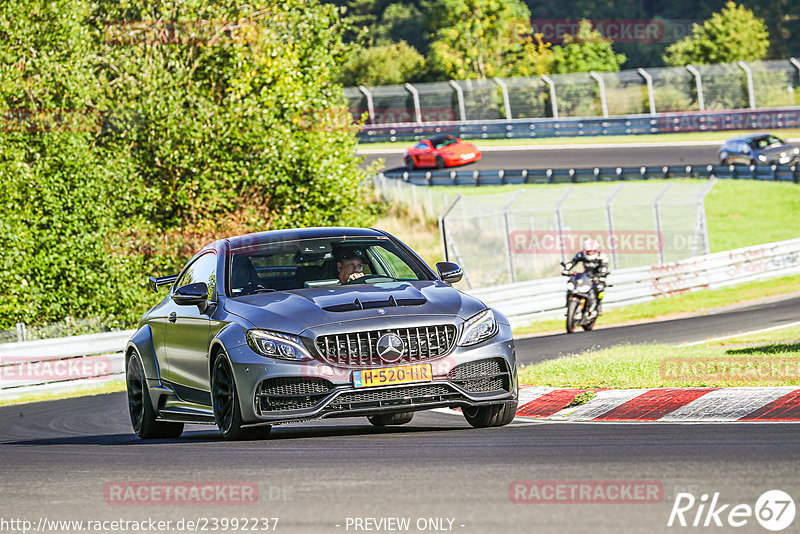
(336, 248), (366, 284)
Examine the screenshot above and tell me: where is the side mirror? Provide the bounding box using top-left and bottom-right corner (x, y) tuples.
(436, 262), (463, 284)
(172, 282), (209, 306)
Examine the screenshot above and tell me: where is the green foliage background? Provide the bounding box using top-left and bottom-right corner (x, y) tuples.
(0, 0), (376, 329)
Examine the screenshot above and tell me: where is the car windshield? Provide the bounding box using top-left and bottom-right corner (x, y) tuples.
(432, 136), (457, 149)
(749, 135), (784, 150)
(413, 142), (428, 150)
(228, 237), (431, 296)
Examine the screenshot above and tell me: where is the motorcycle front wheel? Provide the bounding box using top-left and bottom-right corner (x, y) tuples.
(566, 299), (578, 334)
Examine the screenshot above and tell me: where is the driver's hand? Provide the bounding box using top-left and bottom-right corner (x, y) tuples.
(347, 272), (365, 282)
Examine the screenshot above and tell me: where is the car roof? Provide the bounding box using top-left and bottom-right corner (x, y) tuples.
(427, 134), (456, 143)
(726, 132), (777, 142)
(222, 227), (386, 249)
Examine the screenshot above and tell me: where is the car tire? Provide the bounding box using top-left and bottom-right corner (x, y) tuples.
(212, 353), (272, 441)
(435, 156), (445, 169)
(404, 156), (415, 171)
(126, 351), (184, 439)
(463, 401), (518, 428)
(367, 412), (414, 427)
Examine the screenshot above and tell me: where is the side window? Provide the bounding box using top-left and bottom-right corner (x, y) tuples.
(370, 247), (418, 280)
(176, 253), (217, 300)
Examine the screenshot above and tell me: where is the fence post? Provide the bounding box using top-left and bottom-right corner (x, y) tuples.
(554, 187), (574, 263)
(737, 61), (756, 109)
(653, 183), (673, 265)
(589, 71), (609, 118)
(685, 65), (705, 111)
(493, 77), (512, 120)
(16, 322), (27, 342)
(438, 194), (463, 263)
(605, 183), (624, 269)
(357, 85), (375, 125)
(448, 80), (467, 121)
(790, 59), (800, 86)
(404, 83), (423, 124)
(696, 179), (717, 256)
(541, 74), (559, 119)
(502, 190), (524, 283)
(637, 68), (656, 115)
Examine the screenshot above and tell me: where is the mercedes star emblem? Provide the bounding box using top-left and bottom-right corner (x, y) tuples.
(376, 333), (405, 363)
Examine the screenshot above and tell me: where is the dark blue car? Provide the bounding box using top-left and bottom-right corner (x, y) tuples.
(718, 133), (799, 166)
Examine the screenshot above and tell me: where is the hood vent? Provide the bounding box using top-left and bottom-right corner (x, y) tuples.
(322, 295), (427, 313)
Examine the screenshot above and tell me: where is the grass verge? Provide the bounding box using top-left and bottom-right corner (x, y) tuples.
(518, 325), (800, 389)
(0, 378), (126, 407)
(359, 129), (800, 150)
(514, 273), (800, 336)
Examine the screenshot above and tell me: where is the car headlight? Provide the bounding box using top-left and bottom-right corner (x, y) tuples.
(757, 154), (767, 162)
(579, 284), (592, 292)
(567, 281), (575, 290)
(458, 309), (498, 347)
(246, 330), (313, 361)
(794, 148), (799, 154)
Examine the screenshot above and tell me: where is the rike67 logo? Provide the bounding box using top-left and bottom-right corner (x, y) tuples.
(668, 490), (796, 531)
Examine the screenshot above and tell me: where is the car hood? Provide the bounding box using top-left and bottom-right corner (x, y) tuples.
(223, 281), (489, 334)
(442, 143), (477, 155)
(759, 145), (794, 159)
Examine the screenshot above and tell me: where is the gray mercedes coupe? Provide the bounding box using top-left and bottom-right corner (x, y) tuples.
(125, 227), (518, 440)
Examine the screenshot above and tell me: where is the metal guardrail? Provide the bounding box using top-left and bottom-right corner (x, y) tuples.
(467, 238), (800, 327)
(382, 163), (800, 186)
(358, 107), (800, 143)
(0, 330), (133, 401)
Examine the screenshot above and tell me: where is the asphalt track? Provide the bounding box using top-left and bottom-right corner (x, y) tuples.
(1, 295), (799, 533)
(360, 142), (721, 173)
(515, 294), (800, 365)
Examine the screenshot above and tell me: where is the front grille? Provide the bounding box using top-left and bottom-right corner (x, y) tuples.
(327, 384), (460, 411)
(315, 325), (457, 367)
(448, 358), (510, 393)
(256, 377), (334, 413)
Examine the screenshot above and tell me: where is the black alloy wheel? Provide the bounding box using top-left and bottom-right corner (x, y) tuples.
(126, 352), (183, 439)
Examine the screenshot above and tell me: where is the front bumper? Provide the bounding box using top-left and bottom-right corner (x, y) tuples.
(225, 322), (517, 425)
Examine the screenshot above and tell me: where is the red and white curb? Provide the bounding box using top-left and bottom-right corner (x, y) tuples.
(513, 385), (800, 422)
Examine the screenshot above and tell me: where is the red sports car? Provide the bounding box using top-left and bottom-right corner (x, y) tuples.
(403, 134), (482, 170)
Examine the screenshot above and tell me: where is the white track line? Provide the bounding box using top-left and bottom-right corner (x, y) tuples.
(683, 320), (800, 346)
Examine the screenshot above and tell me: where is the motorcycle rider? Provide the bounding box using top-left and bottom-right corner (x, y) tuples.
(562, 238), (609, 315)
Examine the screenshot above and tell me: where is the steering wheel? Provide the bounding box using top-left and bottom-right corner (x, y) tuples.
(344, 274), (396, 285)
(241, 280), (267, 295)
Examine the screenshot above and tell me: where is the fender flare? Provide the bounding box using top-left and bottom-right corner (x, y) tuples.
(126, 325), (160, 380)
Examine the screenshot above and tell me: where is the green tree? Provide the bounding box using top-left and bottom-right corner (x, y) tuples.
(663, 1), (769, 66)
(550, 20), (626, 74)
(339, 41), (425, 86)
(426, 0), (552, 79)
(0, 0), (377, 328)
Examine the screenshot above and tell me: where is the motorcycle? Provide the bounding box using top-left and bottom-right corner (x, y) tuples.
(560, 262), (598, 334)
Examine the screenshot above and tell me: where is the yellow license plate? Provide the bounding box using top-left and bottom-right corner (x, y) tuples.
(352, 364), (432, 388)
